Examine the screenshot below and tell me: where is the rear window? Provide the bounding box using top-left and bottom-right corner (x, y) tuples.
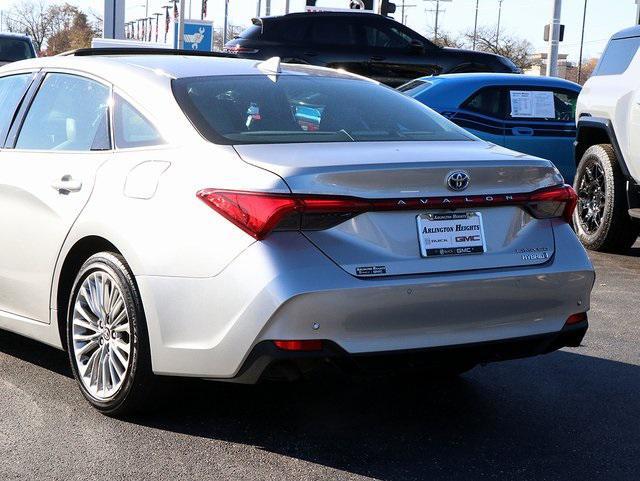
(397, 79), (431, 93)
(237, 24), (263, 40)
(595, 36), (640, 76)
(173, 75), (472, 145)
(0, 37), (35, 63)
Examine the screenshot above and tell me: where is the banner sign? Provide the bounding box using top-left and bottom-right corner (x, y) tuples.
(173, 19), (214, 51)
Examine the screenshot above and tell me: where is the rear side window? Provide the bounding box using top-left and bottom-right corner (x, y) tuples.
(309, 19), (359, 46)
(462, 87), (504, 118)
(114, 95), (163, 149)
(0, 74), (32, 144)
(15, 73), (111, 151)
(0, 37), (35, 62)
(595, 36), (640, 76)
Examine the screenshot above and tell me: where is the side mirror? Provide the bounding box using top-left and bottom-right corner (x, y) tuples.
(409, 39), (425, 54)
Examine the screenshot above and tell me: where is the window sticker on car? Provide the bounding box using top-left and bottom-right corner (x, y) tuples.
(510, 90), (556, 118)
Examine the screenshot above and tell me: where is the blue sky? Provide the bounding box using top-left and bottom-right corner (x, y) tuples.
(1, 0), (638, 61)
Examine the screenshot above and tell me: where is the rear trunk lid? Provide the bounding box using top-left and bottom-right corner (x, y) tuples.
(234, 141), (564, 277)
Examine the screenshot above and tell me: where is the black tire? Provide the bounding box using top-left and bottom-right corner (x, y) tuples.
(66, 252), (153, 416)
(573, 144), (640, 252)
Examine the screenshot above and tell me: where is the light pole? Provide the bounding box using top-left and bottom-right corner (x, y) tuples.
(223, 0), (229, 46)
(256, 0), (262, 17)
(178, 0), (186, 49)
(472, 0), (479, 50)
(546, 0), (562, 77)
(496, 0), (504, 47)
(577, 0), (588, 84)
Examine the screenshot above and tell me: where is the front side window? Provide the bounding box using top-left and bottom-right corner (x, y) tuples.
(0, 73), (32, 143)
(114, 94), (163, 149)
(363, 24), (413, 49)
(15, 73), (111, 151)
(506, 88), (578, 122)
(173, 74), (473, 145)
(595, 37), (640, 76)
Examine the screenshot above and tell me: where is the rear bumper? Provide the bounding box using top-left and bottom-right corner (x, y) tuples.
(136, 222), (594, 380)
(233, 321), (589, 383)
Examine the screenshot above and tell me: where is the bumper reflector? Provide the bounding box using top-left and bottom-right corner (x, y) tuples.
(273, 340), (323, 352)
(565, 312), (587, 325)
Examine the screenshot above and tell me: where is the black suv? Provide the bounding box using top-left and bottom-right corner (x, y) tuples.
(225, 12), (520, 87)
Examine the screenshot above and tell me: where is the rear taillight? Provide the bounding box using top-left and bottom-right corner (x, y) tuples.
(197, 184), (577, 240)
(525, 185), (577, 224)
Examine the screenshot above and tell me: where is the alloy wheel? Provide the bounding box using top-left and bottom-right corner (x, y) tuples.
(576, 159), (606, 234)
(71, 271), (131, 401)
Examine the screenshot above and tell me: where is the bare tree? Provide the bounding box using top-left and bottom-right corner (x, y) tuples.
(464, 26), (534, 71)
(564, 57), (598, 85)
(4, 1), (99, 54)
(213, 24), (244, 51)
(428, 29), (465, 49)
(4, 0), (51, 51)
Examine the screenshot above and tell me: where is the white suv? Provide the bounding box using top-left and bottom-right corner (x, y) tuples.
(575, 26), (640, 251)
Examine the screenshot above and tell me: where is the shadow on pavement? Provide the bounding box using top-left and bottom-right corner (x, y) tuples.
(1, 330), (639, 480)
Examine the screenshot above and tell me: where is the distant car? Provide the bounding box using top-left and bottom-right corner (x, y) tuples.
(401, 73), (581, 184)
(0, 33), (36, 66)
(224, 12), (520, 87)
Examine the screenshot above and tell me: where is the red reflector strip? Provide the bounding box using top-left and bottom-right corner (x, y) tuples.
(197, 184), (577, 240)
(273, 340), (323, 352)
(565, 312), (587, 325)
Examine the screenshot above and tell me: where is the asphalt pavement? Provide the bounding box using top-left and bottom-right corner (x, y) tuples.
(1, 244), (639, 481)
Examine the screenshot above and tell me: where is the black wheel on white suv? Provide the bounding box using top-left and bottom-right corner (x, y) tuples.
(573, 144), (640, 252)
(67, 252), (153, 416)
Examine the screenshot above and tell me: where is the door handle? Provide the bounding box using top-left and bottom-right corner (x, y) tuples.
(51, 175), (82, 195)
(370, 56), (386, 62)
(303, 51), (318, 57)
(512, 127), (534, 136)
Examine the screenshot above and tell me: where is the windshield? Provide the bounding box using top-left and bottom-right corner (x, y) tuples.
(0, 37), (35, 62)
(173, 75), (473, 145)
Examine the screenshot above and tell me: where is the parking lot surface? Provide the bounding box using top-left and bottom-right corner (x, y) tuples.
(1, 245), (639, 481)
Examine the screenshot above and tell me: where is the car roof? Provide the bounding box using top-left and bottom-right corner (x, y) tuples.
(404, 73), (580, 111)
(0, 32), (32, 41)
(262, 11), (384, 20)
(612, 25), (640, 40)
(1, 53), (368, 87)
(419, 73), (581, 90)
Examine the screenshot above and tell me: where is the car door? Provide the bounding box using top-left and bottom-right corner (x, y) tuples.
(503, 86), (579, 183)
(0, 71), (112, 324)
(360, 20), (440, 86)
(450, 86), (507, 146)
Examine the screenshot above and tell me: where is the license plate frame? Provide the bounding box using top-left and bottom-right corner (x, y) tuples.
(416, 211), (486, 258)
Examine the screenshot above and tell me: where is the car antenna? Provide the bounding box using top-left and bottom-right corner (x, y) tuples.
(257, 56), (282, 82)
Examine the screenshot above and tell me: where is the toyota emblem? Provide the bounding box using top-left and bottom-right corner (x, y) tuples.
(446, 171), (470, 191)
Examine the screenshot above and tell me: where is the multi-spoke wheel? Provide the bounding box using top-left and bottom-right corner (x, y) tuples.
(72, 271), (131, 400)
(67, 252), (152, 415)
(576, 159), (606, 234)
(573, 144), (640, 252)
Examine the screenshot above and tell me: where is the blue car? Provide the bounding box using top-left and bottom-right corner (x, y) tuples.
(400, 73), (581, 184)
